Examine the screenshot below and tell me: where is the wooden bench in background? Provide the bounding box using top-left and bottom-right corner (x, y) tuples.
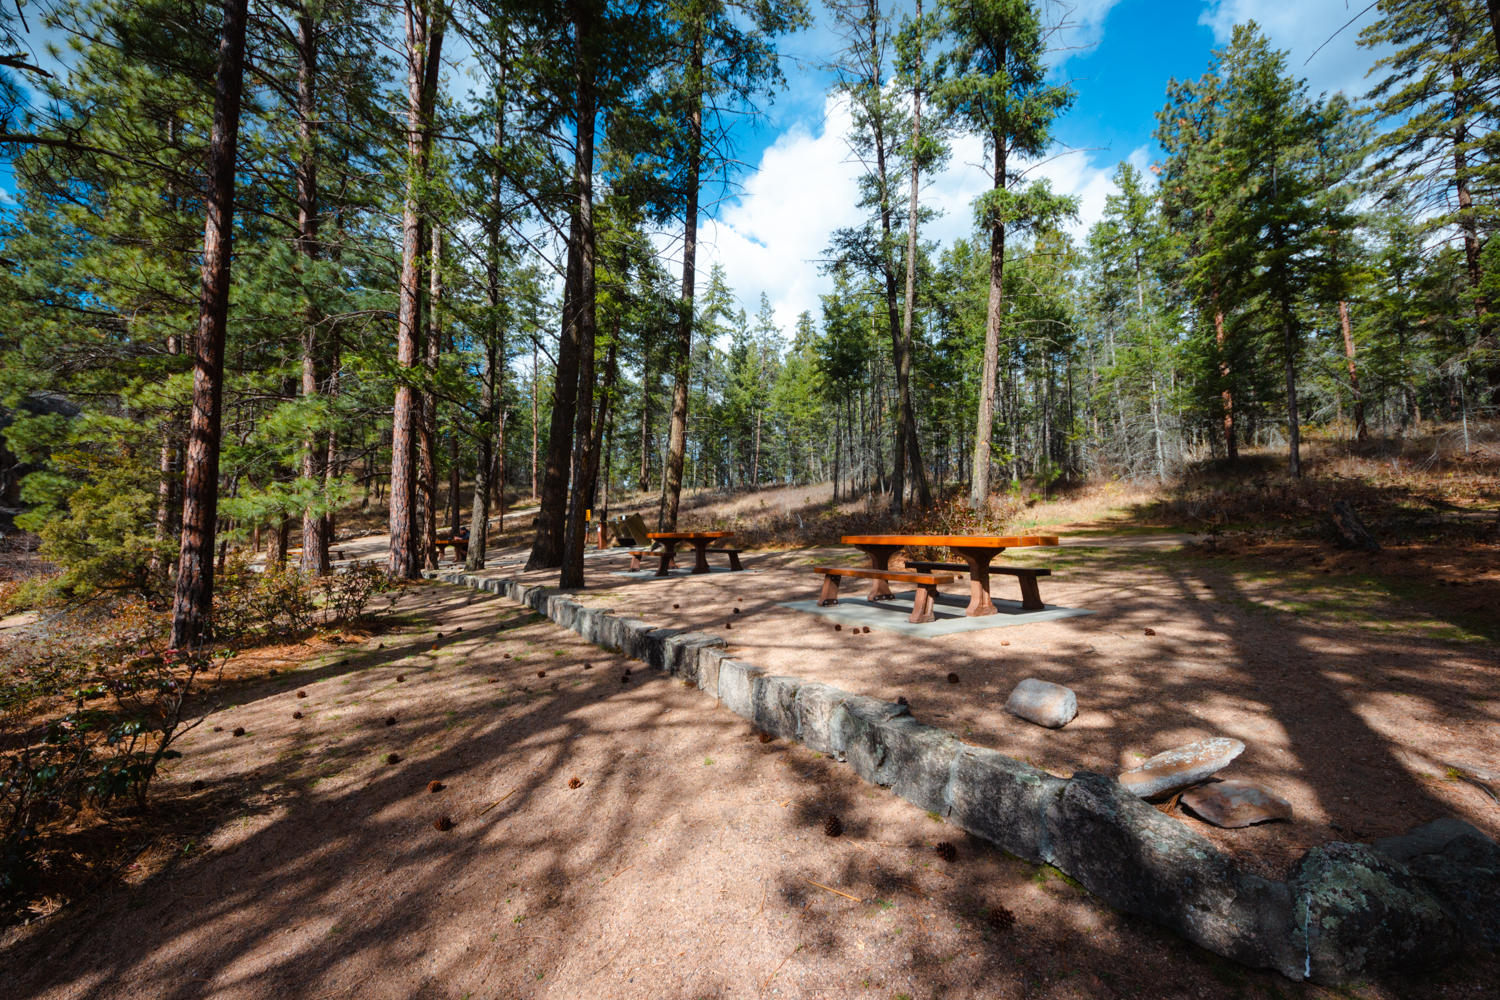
(906, 561), (1051, 611)
(813, 566), (956, 624)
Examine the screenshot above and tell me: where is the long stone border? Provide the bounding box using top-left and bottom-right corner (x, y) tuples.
(426, 569), (1498, 985)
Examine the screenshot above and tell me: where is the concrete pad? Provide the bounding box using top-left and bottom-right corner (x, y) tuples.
(777, 589), (1094, 636)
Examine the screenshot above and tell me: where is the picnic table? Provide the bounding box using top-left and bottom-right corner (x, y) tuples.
(840, 534), (1059, 616)
(645, 531), (739, 577)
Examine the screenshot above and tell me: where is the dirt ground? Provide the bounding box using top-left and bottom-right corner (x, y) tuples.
(6, 487), (1500, 1000)
(2, 578), (1495, 1000)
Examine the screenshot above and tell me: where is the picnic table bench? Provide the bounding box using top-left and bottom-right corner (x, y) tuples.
(839, 534), (1059, 617)
(434, 534), (469, 562)
(813, 566), (956, 623)
(905, 562), (1052, 611)
(645, 531), (741, 577)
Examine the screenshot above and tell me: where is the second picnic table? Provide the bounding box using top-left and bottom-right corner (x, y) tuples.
(645, 531), (737, 577)
(840, 534), (1060, 616)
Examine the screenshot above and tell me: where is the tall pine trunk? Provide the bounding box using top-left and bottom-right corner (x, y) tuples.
(969, 132), (1006, 510)
(296, 8), (331, 577)
(1339, 299), (1367, 441)
(170, 0), (249, 649)
(419, 229), (442, 568)
(527, 6), (594, 572)
(390, 0), (445, 579)
(661, 26), (702, 531)
(467, 101), (506, 571)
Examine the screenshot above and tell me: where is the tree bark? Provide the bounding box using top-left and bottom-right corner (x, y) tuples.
(389, 0), (444, 580)
(527, 5), (593, 572)
(1213, 306), (1236, 463)
(638, 351), (652, 492)
(661, 24), (703, 531)
(1339, 299), (1367, 441)
(422, 230), (445, 565)
(296, 7), (331, 578)
(969, 133), (1006, 510)
(170, 0), (249, 649)
(893, 0), (931, 513)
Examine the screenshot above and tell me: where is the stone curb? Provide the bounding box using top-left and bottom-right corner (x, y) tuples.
(423, 569), (1494, 984)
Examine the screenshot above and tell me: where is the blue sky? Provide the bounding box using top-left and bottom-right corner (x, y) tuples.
(3, 0), (1392, 331)
(699, 0), (1393, 331)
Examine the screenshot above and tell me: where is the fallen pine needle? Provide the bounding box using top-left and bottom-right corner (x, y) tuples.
(600, 864), (634, 886)
(763, 946), (802, 987)
(590, 939), (630, 978)
(800, 876), (863, 902)
(477, 788), (516, 817)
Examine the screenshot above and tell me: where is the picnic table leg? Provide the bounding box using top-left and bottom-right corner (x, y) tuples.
(691, 540), (712, 574)
(1017, 573), (1044, 611)
(908, 581), (939, 623)
(818, 574), (840, 606)
(630, 551), (642, 572)
(952, 546), (1000, 617)
(727, 551), (742, 571)
(854, 544), (901, 601)
(655, 540), (678, 577)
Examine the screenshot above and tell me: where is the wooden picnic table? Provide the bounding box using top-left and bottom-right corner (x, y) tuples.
(646, 531), (736, 577)
(840, 534), (1059, 617)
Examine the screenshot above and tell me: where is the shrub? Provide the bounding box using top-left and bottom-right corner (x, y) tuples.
(1, 647), (222, 907)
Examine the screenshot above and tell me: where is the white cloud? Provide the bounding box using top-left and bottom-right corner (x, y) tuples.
(1198, 0), (1392, 101)
(696, 94), (1131, 335)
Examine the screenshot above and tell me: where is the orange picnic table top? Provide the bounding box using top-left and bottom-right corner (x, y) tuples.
(647, 531), (734, 540)
(841, 534), (1059, 548)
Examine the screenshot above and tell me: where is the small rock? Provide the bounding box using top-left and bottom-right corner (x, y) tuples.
(1004, 678), (1078, 729)
(1119, 737), (1245, 800)
(1181, 779), (1293, 828)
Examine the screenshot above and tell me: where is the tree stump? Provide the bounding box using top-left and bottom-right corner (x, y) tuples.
(1330, 500), (1380, 552)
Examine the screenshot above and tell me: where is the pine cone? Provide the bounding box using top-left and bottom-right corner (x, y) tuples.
(385, 716), (397, 727)
(190, 780), (206, 791)
(536, 670), (546, 678)
(568, 776), (582, 789)
(487, 678), (498, 684)
(758, 732), (773, 744)
(861, 626), (870, 634)
(987, 905), (1016, 932)
(428, 780), (444, 793)
(232, 727), (246, 737)
(935, 841), (957, 863)
(620, 674), (629, 684)
(292, 711), (303, 720)
(583, 662), (592, 670)
(396, 674), (406, 682)
(834, 624), (842, 631)
(724, 622), (732, 629)
(385, 752), (401, 765)
(297, 690), (307, 699)
(896, 696), (909, 706)
(212, 726), (223, 732)
(947, 672), (960, 684)
(823, 815), (843, 838)
(732, 608), (740, 614)
(433, 815), (453, 832)
(1143, 628), (1156, 636)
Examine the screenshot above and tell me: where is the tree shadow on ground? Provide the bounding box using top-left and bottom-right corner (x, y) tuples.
(2, 575), (1494, 1000)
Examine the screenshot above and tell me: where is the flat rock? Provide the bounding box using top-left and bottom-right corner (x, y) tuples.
(1181, 779), (1292, 828)
(1118, 737), (1245, 800)
(1005, 678), (1078, 729)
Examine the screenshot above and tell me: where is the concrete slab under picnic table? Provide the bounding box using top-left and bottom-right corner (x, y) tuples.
(779, 590), (1094, 636)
